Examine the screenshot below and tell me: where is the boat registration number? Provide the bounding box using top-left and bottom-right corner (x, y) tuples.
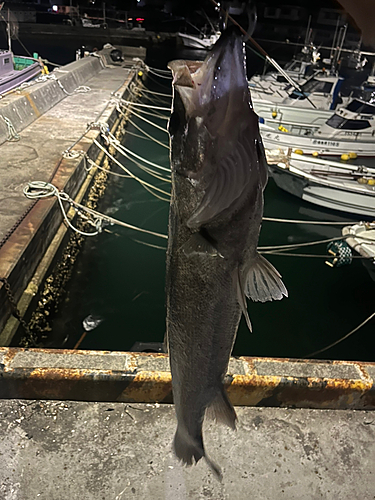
(312, 139), (340, 147)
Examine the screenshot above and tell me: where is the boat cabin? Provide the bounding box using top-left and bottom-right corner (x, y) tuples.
(0, 50), (14, 76)
(286, 74), (344, 110)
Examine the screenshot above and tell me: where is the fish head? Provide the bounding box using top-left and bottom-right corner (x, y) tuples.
(168, 27), (258, 176)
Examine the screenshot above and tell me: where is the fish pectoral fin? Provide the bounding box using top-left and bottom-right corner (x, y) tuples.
(206, 387), (237, 430)
(181, 232), (223, 258)
(245, 253), (288, 303)
(187, 130), (254, 229)
(235, 267), (253, 333)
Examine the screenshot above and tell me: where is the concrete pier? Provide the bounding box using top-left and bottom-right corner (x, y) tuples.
(0, 45), (145, 338)
(0, 402), (374, 499)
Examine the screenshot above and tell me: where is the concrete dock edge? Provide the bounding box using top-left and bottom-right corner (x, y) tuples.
(0, 348), (374, 409)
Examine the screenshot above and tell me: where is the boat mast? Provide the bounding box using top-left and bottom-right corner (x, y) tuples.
(7, 8), (11, 52)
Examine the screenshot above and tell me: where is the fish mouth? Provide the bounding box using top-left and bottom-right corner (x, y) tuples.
(168, 27), (248, 121)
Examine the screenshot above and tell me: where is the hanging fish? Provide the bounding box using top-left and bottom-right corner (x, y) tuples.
(165, 27), (287, 479)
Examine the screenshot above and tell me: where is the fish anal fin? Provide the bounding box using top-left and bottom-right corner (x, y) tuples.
(235, 267), (253, 333)
(206, 387), (237, 431)
(181, 232), (223, 258)
(245, 253), (288, 303)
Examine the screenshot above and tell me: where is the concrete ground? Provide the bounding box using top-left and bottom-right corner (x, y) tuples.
(0, 61), (132, 240)
(0, 399), (374, 500)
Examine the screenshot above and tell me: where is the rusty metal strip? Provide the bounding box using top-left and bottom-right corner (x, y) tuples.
(0, 348), (374, 409)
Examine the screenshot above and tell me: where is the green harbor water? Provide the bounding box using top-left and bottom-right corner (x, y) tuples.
(46, 47), (375, 362)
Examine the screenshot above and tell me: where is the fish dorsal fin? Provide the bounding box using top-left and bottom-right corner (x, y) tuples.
(187, 129), (256, 229)
(235, 267), (253, 333)
(181, 232), (223, 258)
(245, 253), (288, 303)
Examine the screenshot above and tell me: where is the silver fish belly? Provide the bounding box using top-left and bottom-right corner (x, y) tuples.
(165, 28), (287, 479)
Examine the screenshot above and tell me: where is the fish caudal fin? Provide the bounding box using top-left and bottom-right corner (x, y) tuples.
(173, 427), (223, 480)
(245, 253), (288, 303)
(206, 387), (237, 430)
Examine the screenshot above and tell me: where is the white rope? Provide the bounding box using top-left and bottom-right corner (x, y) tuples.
(104, 130), (170, 173)
(263, 217), (357, 225)
(93, 139), (171, 199)
(23, 181), (168, 239)
(127, 108), (169, 134)
(23, 181), (102, 237)
(57, 79), (91, 96)
(258, 236), (347, 252)
(304, 311), (375, 358)
(115, 99), (169, 120)
(120, 99), (171, 111)
(1, 115), (20, 141)
(147, 67), (172, 79)
(137, 87), (171, 98)
(127, 116), (170, 149)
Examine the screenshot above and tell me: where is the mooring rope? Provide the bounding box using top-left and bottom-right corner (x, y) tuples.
(104, 130), (171, 173)
(263, 217), (357, 225)
(304, 311), (375, 358)
(120, 99), (171, 112)
(23, 181), (168, 239)
(126, 108), (169, 134)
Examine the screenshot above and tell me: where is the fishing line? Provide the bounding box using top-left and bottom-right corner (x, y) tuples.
(304, 311), (375, 358)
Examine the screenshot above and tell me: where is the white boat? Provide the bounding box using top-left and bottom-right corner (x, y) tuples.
(0, 49), (42, 94)
(249, 44), (321, 92)
(260, 98), (375, 157)
(343, 222), (375, 259)
(266, 150), (375, 217)
(251, 72), (347, 110)
(178, 31), (221, 50)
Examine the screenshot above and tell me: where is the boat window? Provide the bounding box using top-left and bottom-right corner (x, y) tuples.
(3, 58), (10, 64)
(301, 79), (334, 94)
(341, 119), (371, 130)
(326, 114), (371, 129)
(345, 100), (375, 115)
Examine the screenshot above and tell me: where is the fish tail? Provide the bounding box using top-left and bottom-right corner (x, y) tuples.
(173, 426), (223, 480)
(206, 386), (237, 430)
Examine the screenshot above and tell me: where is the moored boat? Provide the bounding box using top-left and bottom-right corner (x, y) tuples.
(0, 49), (42, 94)
(260, 98), (375, 157)
(266, 150), (375, 217)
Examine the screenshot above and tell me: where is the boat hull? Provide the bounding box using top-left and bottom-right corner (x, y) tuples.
(269, 163), (375, 217)
(0, 59), (42, 94)
(261, 126), (375, 157)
